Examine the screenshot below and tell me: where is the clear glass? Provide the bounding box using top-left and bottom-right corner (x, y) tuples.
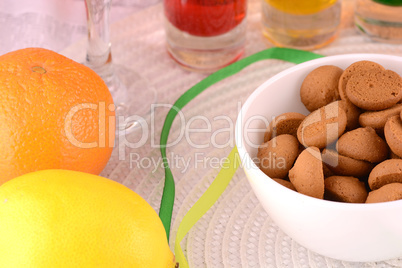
(85, 0), (157, 135)
(355, 0), (402, 43)
(261, 0), (341, 50)
(163, 0), (247, 73)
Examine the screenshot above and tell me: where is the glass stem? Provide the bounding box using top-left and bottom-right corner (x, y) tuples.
(85, 0), (115, 90)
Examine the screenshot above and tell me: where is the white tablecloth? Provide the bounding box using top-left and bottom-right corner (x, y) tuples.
(2, 0), (402, 267)
(0, 0), (160, 54)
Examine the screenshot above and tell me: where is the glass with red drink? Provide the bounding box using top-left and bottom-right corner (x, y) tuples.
(164, 0), (247, 72)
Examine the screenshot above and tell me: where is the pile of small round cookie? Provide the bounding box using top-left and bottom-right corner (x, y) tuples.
(257, 60), (402, 203)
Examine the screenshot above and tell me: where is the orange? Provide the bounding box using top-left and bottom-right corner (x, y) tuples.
(0, 169), (176, 267)
(0, 48), (115, 185)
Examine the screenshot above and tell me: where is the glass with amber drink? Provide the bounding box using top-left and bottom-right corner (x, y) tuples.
(262, 0), (342, 50)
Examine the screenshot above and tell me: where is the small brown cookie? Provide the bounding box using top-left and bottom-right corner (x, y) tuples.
(366, 183), (402, 203)
(324, 176), (368, 203)
(345, 69), (402, 111)
(368, 159), (402, 190)
(288, 146), (324, 199)
(338, 99), (361, 131)
(272, 178), (296, 191)
(384, 115), (402, 158)
(264, 112), (306, 142)
(257, 134), (300, 179)
(390, 150), (402, 159)
(300, 65), (343, 112)
(359, 103), (402, 134)
(322, 149), (374, 178)
(322, 162), (336, 178)
(338, 60), (385, 101)
(297, 100), (347, 149)
(336, 127), (389, 163)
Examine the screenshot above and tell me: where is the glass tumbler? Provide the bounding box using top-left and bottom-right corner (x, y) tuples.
(355, 0), (402, 43)
(261, 0), (341, 50)
(163, 0), (247, 72)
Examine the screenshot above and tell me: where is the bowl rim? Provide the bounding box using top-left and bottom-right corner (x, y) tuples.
(235, 53), (402, 209)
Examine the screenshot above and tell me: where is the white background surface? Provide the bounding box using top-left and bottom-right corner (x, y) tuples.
(0, 0), (161, 54)
(2, 0), (402, 267)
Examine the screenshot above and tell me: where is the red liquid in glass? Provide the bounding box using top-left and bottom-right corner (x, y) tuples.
(164, 0), (247, 37)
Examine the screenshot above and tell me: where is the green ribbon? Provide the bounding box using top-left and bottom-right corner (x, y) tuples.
(158, 47), (324, 266)
(372, 0), (402, 6)
(175, 146), (240, 267)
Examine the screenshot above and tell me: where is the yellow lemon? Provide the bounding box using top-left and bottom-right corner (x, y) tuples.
(0, 169), (176, 268)
(265, 0), (337, 15)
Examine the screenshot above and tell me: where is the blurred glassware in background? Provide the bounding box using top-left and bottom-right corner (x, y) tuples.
(355, 0), (402, 43)
(113, 0), (161, 7)
(261, 0), (341, 50)
(85, 0), (157, 135)
(163, 0), (247, 73)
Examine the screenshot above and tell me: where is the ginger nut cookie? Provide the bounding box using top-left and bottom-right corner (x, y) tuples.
(336, 127), (389, 163)
(272, 178), (296, 191)
(264, 112), (306, 142)
(257, 134), (300, 179)
(297, 100), (347, 149)
(324, 176), (368, 203)
(288, 146), (324, 199)
(359, 103), (402, 134)
(300, 65), (343, 112)
(368, 159), (402, 190)
(338, 99), (361, 131)
(345, 69), (402, 111)
(366, 183), (402, 203)
(338, 60), (385, 101)
(321, 149), (374, 178)
(384, 115), (402, 158)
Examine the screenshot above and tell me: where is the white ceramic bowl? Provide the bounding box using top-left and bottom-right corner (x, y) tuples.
(235, 54), (402, 262)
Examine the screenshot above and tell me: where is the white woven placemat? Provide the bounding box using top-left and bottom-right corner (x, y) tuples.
(63, 0), (402, 267)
